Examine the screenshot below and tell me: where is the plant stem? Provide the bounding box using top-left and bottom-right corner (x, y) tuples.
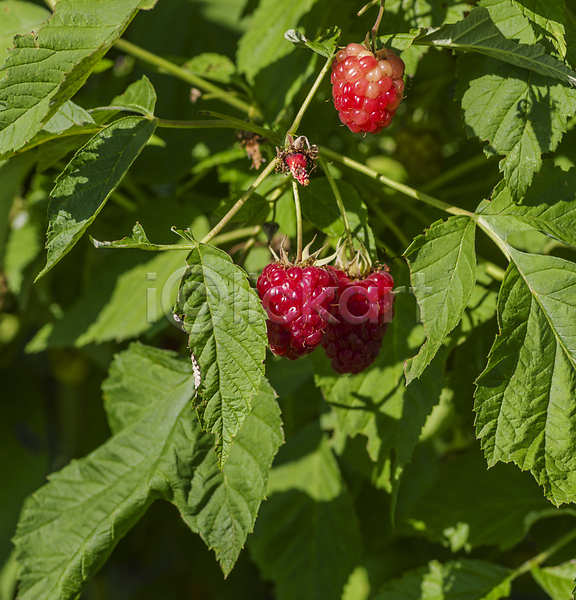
(362, 194), (411, 249)
(114, 39), (258, 117)
(155, 117), (278, 141)
(371, 1), (385, 53)
(483, 261), (506, 282)
(318, 157), (351, 235)
(287, 54), (334, 138)
(212, 226), (261, 246)
(200, 158), (278, 244)
(511, 526), (576, 579)
(421, 154), (497, 194)
(292, 180), (304, 262)
(319, 145), (473, 217)
(358, 0), (381, 17)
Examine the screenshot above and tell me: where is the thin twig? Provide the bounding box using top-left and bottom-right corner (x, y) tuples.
(287, 54), (334, 138)
(114, 39), (258, 117)
(200, 159), (278, 244)
(292, 180), (304, 263)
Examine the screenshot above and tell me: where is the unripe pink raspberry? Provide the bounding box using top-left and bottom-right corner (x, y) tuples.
(331, 43), (405, 134)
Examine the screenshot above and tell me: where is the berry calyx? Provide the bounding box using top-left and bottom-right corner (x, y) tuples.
(257, 262), (339, 360)
(321, 266), (394, 374)
(330, 42), (405, 134)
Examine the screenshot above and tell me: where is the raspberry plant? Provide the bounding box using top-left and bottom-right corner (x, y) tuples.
(2, 1), (576, 599)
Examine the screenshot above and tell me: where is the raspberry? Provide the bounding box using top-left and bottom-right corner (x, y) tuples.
(276, 136), (318, 186)
(285, 153), (310, 186)
(257, 262), (339, 360)
(321, 267), (394, 374)
(330, 42), (405, 134)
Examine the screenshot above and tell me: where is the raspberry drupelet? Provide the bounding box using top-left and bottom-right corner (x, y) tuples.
(331, 42), (405, 134)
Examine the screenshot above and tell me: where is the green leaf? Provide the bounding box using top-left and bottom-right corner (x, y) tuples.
(237, 0), (320, 83)
(284, 26), (340, 58)
(479, 0), (537, 45)
(0, 101), (102, 163)
(373, 559), (512, 600)
(401, 451), (550, 551)
(26, 248), (188, 352)
(418, 6), (576, 85)
(42, 101), (96, 134)
(104, 345), (283, 575)
(475, 248), (576, 506)
(175, 244), (267, 468)
(456, 52), (576, 200)
(510, 0), (567, 58)
(4, 211), (42, 295)
(236, 0), (321, 122)
(0, 0), (154, 156)
(215, 192), (270, 226)
(384, 0), (470, 29)
(111, 76), (157, 117)
(404, 216), (477, 384)
(532, 561), (576, 600)
(91, 221), (195, 251)
(0, 364), (48, 567)
(177, 378), (284, 575)
(248, 423), (363, 600)
(14, 343), (208, 600)
(0, 153), (35, 261)
(478, 162), (576, 249)
(313, 291), (446, 485)
(183, 53), (238, 85)
(379, 30), (423, 52)
(299, 178), (377, 258)
(0, 0), (50, 68)
(36, 116), (157, 280)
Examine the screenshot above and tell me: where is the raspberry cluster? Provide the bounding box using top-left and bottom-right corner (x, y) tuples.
(321, 268), (394, 374)
(257, 261), (395, 374)
(257, 263), (338, 360)
(331, 42), (405, 134)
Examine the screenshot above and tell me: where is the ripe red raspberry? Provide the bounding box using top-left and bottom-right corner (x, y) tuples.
(321, 267), (394, 374)
(330, 42), (405, 134)
(257, 262), (339, 360)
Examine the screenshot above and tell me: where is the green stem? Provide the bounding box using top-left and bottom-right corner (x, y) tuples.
(421, 154), (497, 194)
(287, 54), (334, 137)
(110, 190), (137, 211)
(197, 111), (281, 142)
(358, 0), (381, 17)
(476, 216), (512, 261)
(114, 39), (258, 117)
(200, 158), (278, 244)
(156, 117), (279, 142)
(292, 180), (304, 262)
(362, 194), (411, 249)
(511, 526), (576, 579)
(319, 145), (473, 217)
(483, 261), (506, 282)
(212, 226), (261, 246)
(371, 0), (385, 53)
(237, 225), (262, 267)
(318, 157), (351, 235)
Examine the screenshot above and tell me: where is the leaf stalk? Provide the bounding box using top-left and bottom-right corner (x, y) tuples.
(114, 39), (259, 117)
(287, 54), (334, 138)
